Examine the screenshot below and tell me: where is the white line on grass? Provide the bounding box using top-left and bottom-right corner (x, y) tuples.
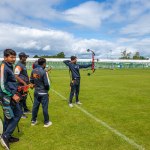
(51, 89), (145, 150)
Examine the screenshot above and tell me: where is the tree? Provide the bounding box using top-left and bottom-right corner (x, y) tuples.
(133, 51), (146, 60)
(56, 52), (65, 58)
(120, 49), (131, 59)
(33, 55), (39, 58)
(121, 50), (127, 58)
(127, 52), (131, 59)
(133, 52), (140, 59)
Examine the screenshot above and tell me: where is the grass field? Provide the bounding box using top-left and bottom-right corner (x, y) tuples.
(0, 69), (150, 150)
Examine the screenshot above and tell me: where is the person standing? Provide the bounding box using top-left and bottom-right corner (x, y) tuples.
(63, 56), (92, 107)
(30, 58), (52, 127)
(14, 52), (31, 118)
(0, 49), (22, 150)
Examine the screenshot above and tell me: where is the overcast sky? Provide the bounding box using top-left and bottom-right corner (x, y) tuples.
(0, 0), (150, 58)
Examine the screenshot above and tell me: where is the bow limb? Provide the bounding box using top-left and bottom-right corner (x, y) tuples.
(87, 49), (96, 75)
(92, 51), (95, 73)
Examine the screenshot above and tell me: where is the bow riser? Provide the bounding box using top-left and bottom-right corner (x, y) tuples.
(87, 49), (96, 76)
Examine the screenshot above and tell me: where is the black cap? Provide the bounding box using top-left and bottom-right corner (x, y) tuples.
(18, 52), (29, 58)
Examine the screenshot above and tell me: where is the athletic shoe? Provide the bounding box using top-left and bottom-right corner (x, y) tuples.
(24, 110), (32, 114)
(21, 114), (28, 119)
(31, 120), (37, 126)
(8, 136), (19, 143)
(76, 101), (82, 105)
(43, 121), (52, 127)
(69, 103), (73, 108)
(0, 134), (10, 150)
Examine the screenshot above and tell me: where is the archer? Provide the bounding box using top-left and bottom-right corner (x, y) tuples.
(63, 56), (92, 108)
(14, 52), (31, 119)
(0, 49), (22, 150)
(30, 58), (52, 127)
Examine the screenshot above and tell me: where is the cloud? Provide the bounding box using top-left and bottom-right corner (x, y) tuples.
(120, 14), (150, 36)
(0, 0), (114, 29)
(17, 41), (43, 50)
(132, 38), (150, 52)
(118, 38), (138, 43)
(43, 45), (51, 51)
(0, 23), (150, 58)
(0, 23), (116, 58)
(63, 1), (113, 29)
(117, 37), (150, 57)
(110, 0), (150, 22)
(0, 0), (62, 27)
(0, 23), (74, 54)
(0, 0), (149, 32)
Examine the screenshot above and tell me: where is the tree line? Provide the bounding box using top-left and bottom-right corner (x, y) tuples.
(33, 50), (148, 60)
(120, 49), (147, 60)
(33, 52), (65, 58)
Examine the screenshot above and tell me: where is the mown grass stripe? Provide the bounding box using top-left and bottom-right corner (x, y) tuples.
(51, 88), (145, 150)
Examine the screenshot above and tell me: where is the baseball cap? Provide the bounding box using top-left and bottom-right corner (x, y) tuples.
(18, 52), (29, 58)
